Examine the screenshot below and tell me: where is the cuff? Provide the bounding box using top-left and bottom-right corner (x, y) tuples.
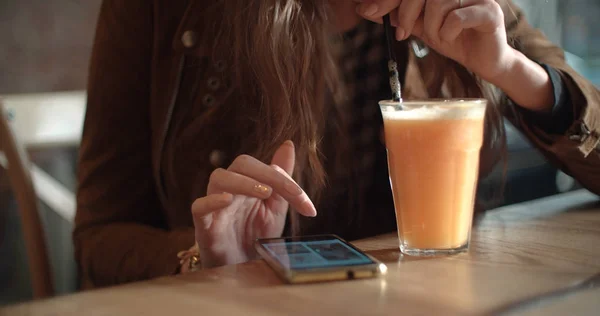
(513, 64), (574, 135)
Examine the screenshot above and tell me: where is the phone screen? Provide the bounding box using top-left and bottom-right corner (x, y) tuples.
(259, 236), (375, 270)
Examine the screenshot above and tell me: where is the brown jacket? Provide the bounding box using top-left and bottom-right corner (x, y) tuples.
(75, 0), (600, 288)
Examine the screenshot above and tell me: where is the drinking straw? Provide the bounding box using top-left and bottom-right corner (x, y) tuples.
(383, 14), (402, 102)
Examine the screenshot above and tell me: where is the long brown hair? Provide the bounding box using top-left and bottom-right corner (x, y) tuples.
(211, 0), (344, 190)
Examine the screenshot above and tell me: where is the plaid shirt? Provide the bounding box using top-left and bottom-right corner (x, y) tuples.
(323, 21), (398, 238)
(339, 20), (390, 187)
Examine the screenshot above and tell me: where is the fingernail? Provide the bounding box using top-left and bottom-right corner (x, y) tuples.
(283, 140), (294, 148)
(253, 184), (272, 197)
(284, 180), (303, 196)
(308, 201), (317, 217)
(396, 28), (406, 41)
(361, 3), (378, 16)
(215, 193), (233, 206)
(305, 201), (317, 217)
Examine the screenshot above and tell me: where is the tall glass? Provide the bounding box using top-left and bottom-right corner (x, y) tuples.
(379, 99), (487, 256)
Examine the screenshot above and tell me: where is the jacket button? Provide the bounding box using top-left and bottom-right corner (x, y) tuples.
(209, 150), (225, 167)
(207, 77), (220, 91)
(215, 60), (227, 72)
(181, 30), (197, 48)
(202, 94), (215, 106)
(569, 122), (592, 143)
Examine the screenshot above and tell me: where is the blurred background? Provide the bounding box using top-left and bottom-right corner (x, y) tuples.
(0, 0), (598, 306)
(0, 0), (101, 304)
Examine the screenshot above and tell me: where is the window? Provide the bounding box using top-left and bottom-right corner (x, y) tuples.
(515, 0), (600, 86)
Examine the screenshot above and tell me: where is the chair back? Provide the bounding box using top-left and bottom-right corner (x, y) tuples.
(0, 99), (54, 298)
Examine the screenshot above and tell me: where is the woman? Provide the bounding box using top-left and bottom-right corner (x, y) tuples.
(74, 0), (600, 288)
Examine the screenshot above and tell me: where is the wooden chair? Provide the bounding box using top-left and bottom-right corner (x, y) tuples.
(0, 98), (54, 298)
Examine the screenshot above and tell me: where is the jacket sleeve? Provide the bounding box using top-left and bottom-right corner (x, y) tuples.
(73, 0), (194, 289)
(500, 0), (600, 195)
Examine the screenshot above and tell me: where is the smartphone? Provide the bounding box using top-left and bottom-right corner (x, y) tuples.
(255, 234), (387, 284)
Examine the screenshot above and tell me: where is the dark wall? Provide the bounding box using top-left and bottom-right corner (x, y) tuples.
(0, 0), (102, 94)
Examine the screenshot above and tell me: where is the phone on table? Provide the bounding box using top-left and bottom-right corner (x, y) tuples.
(255, 234), (387, 284)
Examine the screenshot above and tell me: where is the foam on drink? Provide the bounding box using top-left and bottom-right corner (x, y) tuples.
(380, 101), (486, 121)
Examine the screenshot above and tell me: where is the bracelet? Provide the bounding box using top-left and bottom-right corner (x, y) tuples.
(177, 243), (200, 273)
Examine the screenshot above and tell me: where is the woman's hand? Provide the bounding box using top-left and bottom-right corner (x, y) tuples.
(355, 0), (516, 82)
(191, 141), (316, 268)
(354, 0), (555, 111)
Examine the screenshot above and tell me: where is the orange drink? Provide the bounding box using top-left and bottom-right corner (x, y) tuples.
(379, 99), (486, 255)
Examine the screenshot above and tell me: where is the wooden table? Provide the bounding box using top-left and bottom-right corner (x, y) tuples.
(3, 190), (600, 315)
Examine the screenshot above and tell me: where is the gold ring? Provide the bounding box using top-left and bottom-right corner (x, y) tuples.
(189, 254), (200, 272)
